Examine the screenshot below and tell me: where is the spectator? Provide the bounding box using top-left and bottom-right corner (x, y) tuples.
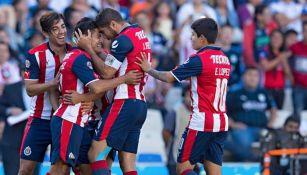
(163, 85), (195, 175)
(99, 0), (130, 21)
(243, 4), (278, 66)
(270, 0), (303, 35)
(153, 1), (174, 41)
(29, 0), (52, 18)
(237, 0), (262, 27)
(289, 21), (307, 118)
(284, 29), (298, 49)
(225, 66), (277, 161)
(0, 41), (27, 175)
(65, 9), (83, 42)
(260, 115), (302, 175)
(12, 0), (29, 35)
(214, 0), (240, 28)
(258, 29), (293, 109)
(217, 25), (244, 91)
(134, 11), (168, 59)
(63, 0), (97, 21)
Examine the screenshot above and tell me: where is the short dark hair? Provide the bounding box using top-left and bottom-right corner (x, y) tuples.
(254, 4), (268, 22)
(95, 8), (124, 28)
(285, 29), (298, 37)
(74, 17), (97, 36)
(40, 12), (64, 33)
(284, 115), (300, 127)
(244, 66), (259, 74)
(191, 18), (218, 44)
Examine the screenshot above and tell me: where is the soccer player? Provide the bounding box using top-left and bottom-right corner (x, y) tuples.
(19, 12), (72, 175)
(75, 8), (151, 175)
(49, 17), (142, 175)
(137, 18), (231, 175)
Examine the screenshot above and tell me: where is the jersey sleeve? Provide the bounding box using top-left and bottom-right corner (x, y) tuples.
(72, 55), (99, 86)
(171, 55), (203, 82)
(106, 35), (133, 70)
(24, 52), (40, 80)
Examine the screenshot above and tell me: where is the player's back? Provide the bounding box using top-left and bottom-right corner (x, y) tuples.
(189, 46), (231, 132)
(54, 49), (94, 127)
(111, 24), (152, 101)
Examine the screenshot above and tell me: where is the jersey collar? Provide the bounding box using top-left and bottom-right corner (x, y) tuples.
(118, 24), (139, 34)
(47, 42), (71, 56)
(197, 45), (221, 53)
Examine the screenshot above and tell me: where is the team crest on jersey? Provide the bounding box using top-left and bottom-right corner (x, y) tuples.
(24, 146), (32, 156)
(69, 152), (75, 160)
(112, 40), (119, 49)
(25, 60), (31, 68)
(87, 61), (93, 69)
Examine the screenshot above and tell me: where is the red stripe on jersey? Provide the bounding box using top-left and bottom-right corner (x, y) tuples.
(20, 116), (33, 155)
(126, 58), (136, 99)
(182, 129), (197, 161)
(60, 119), (73, 162)
(220, 114), (226, 131)
(55, 104), (68, 117)
(33, 51), (47, 118)
(100, 99), (124, 140)
(76, 107), (82, 125)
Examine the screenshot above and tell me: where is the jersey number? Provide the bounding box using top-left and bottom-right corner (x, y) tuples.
(213, 78), (228, 112)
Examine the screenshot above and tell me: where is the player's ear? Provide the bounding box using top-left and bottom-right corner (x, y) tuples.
(200, 35), (208, 44)
(110, 20), (117, 30)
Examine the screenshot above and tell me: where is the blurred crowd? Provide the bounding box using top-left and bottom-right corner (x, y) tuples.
(0, 0), (307, 174)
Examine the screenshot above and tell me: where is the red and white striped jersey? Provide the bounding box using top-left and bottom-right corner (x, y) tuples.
(54, 48), (99, 127)
(171, 46), (231, 132)
(24, 42), (71, 120)
(90, 90), (113, 121)
(105, 24), (152, 101)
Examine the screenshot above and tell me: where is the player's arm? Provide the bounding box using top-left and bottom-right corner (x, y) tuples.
(71, 55), (142, 97)
(63, 90), (104, 104)
(75, 30), (132, 79)
(24, 53), (58, 97)
(137, 53), (202, 83)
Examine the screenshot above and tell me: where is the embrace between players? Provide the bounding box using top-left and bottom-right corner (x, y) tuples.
(18, 7), (230, 175)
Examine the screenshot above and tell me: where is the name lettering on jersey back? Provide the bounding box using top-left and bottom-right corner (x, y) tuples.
(210, 55), (230, 65)
(215, 68), (230, 76)
(135, 30), (146, 40)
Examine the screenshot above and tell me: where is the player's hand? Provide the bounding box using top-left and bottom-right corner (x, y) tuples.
(63, 90), (82, 105)
(136, 52), (151, 72)
(81, 101), (94, 114)
(49, 72), (60, 88)
(124, 70), (143, 85)
(8, 107), (23, 116)
(75, 29), (93, 53)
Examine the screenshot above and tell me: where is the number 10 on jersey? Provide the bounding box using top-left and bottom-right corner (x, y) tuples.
(213, 78), (228, 112)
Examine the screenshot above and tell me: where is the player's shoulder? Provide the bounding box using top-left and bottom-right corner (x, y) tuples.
(28, 42), (48, 55)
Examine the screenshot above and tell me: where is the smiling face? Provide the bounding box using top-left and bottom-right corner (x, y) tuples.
(47, 19), (67, 47)
(91, 28), (103, 54)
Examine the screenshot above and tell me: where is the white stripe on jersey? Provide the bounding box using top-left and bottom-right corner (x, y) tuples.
(114, 58), (128, 99)
(35, 52), (40, 68)
(224, 113), (229, 131)
(189, 76), (205, 131)
(135, 84), (141, 99)
(212, 113), (221, 132)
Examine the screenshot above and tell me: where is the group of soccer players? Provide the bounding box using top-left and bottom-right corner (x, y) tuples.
(17, 6), (231, 175)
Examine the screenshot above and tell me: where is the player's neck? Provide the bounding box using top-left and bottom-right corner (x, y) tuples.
(118, 22), (130, 34)
(49, 42), (67, 56)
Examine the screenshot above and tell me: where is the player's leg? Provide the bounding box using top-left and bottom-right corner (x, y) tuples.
(176, 128), (205, 175)
(49, 160), (69, 175)
(118, 99), (147, 175)
(90, 100), (128, 175)
(177, 161), (196, 175)
(119, 151), (137, 174)
(19, 117), (52, 175)
(49, 117), (83, 175)
(203, 160), (221, 175)
(202, 132), (227, 175)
